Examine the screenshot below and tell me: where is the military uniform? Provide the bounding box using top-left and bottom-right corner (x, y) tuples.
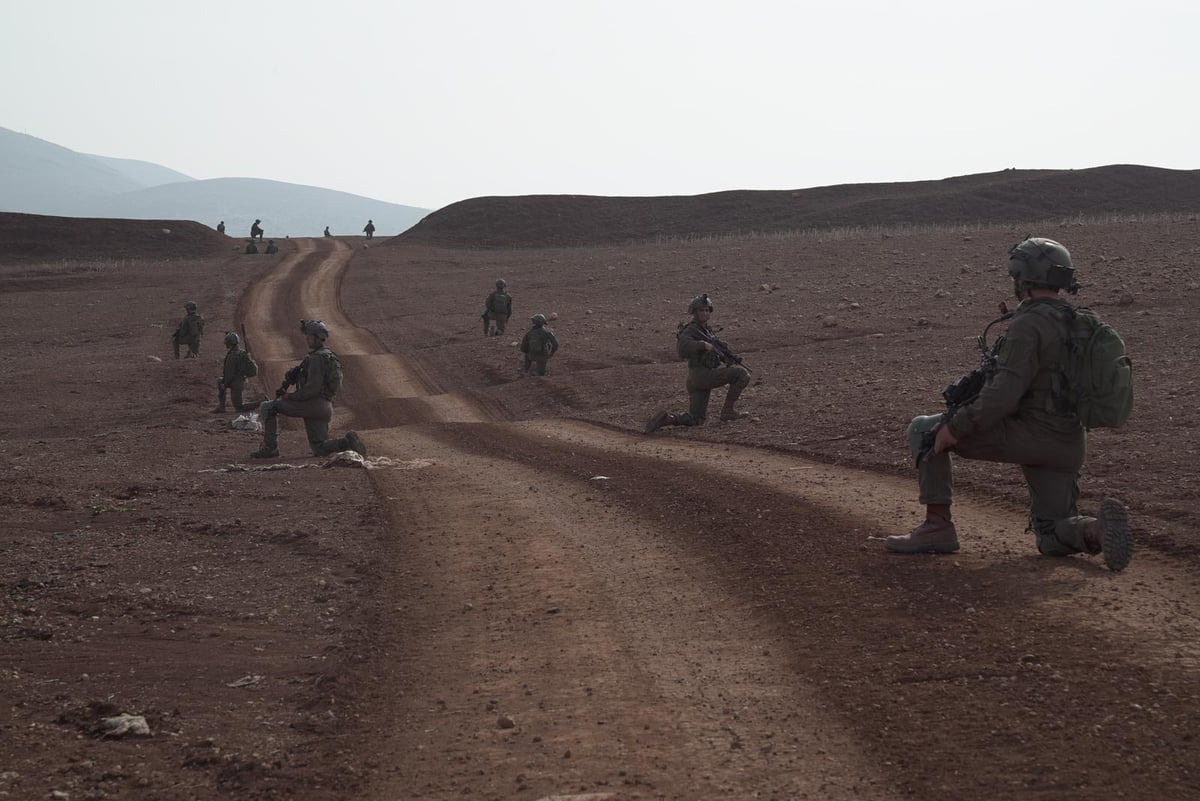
(250, 219), (264, 241)
(253, 320), (366, 459)
(214, 334), (259, 413)
(172, 305), (205, 359)
(484, 283), (513, 336)
(363, 220), (375, 239)
(265, 240), (278, 254)
(907, 298), (1098, 554)
(645, 294), (751, 432)
(245, 241), (258, 254)
(890, 237), (1133, 570)
(520, 316), (559, 376)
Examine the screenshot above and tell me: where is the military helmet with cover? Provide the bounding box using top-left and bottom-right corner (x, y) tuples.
(223, 331), (240, 348)
(531, 313), (547, 327)
(184, 301), (198, 312)
(496, 279), (507, 289)
(688, 293), (713, 313)
(300, 319), (329, 341)
(1007, 237), (1079, 294)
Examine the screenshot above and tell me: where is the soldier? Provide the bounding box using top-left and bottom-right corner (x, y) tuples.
(171, 301), (205, 359)
(265, 239), (278, 254)
(363, 219), (375, 239)
(645, 293), (751, 433)
(888, 237), (1134, 571)
(245, 240), (259, 254)
(251, 319), (367, 460)
(217, 221), (226, 234)
(212, 332), (259, 413)
(520, 314), (559, 376)
(250, 219), (264, 241)
(483, 279), (513, 336)
(324, 226), (332, 238)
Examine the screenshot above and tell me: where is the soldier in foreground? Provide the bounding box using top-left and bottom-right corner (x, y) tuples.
(363, 219), (375, 239)
(212, 332), (259, 414)
(889, 237), (1134, 570)
(251, 319), (367, 460)
(645, 293), (751, 433)
(483, 279), (513, 336)
(520, 314), (559, 376)
(172, 301), (205, 359)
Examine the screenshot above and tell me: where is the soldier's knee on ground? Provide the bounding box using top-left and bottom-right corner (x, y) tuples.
(1031, 517), (1077, 557)
(734, 366), (751, 389)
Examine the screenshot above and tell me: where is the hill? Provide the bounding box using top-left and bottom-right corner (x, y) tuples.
(0, 126), (430, 236)
(100, 177), (429, 241)
(395, 165), (1200, 248)
(0, 212), (231, 263)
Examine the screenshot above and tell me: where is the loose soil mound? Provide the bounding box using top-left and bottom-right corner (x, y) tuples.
(0, 211), (230, 263)
(395, 164), (1200, 248)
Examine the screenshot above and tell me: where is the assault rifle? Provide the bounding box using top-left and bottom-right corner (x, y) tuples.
(240, 323), (251, 355)
(915, 303), (1014, 467)
(276, 362), (303, 398)
(694, 327), (752, 373)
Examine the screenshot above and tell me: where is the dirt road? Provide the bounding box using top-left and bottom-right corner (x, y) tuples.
(244, 239), (1200, 799)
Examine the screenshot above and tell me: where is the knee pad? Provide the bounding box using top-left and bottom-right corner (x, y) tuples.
(734, 367), (751, 389)
(259, 399), (279, 417)
(907, 414), (944, 459)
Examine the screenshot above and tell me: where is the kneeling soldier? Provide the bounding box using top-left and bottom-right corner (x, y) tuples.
(520, 314), (559, 376)
(213, 331), (259, 413)
(889, 237), (1134, 570)
(645, 293), (750, 433)
(251, 319), (367, 460)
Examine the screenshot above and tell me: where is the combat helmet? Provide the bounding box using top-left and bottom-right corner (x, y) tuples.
(300, 319), (329, 341)
(223, 331), (240, 348)
(496, 279), (507, 289)
(531, 313), (547, 327)
(1007, 237), (1079, 294)
(688, 293), (714, 313)
(184, 301), (198, 312)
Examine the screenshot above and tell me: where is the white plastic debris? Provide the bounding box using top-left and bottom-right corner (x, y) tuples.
(98, 714), (151, 737)
(230, 412), (262, 432)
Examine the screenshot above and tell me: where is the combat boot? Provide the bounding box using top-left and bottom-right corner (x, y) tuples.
(250, 444), (280, 459)
(719, 399), (749, 421)
(886, 507), (960, 554)
(345, 431), (368, 458)
(644, 410), (678, 434)
(1083, 498), (1133, 571)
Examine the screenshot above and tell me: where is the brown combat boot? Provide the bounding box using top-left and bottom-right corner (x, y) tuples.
(1083, 498), (1133, 571)
(644, 410), (677, 434)
(886, 506), (960, 554)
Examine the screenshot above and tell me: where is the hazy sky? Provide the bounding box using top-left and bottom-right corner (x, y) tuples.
(2, 0), (1196, 210)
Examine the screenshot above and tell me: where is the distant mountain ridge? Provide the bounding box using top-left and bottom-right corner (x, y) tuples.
(0, 126), (430, 236)
(397, 165), (1200, 249)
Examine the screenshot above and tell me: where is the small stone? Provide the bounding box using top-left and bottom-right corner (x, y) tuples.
(849, 302), (861, 310)
(1188, 282), (1200, 291)
(548, 312), (558, 320)
(585, 309), (593, 315)
(147, 355), (162, 362)
(821, 316), (838, 328)
(497, 715), (515, 729)
(1115, 291), (1135, 306)
(759, 283), (772, 292)
(51, 792), (70, 800)
(916, 317), (931, 327)
(98, 714), (151, 737)
(934, 289), (949, 298)
(546, 606), (560, 614)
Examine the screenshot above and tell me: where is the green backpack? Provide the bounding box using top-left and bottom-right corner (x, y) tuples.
(1060, 307), (1133, 429)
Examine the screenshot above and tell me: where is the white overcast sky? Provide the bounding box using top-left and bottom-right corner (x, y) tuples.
(1, 0), (1196, 210)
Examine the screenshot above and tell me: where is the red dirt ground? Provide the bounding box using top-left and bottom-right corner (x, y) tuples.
(3, 169), (1200, 801)
(0, 212), (232, 263)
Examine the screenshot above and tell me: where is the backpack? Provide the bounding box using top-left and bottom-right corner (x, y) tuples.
(323, 350), (344, 397)
(239, 351), (258, 378)
(1059, 307), (1133, 429)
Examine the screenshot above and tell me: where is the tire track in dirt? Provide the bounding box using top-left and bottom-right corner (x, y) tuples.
(239, 238), (494, 429)
(243, 239), (1200, 800)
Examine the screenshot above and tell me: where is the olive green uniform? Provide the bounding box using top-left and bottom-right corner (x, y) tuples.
(217, 347), (259, 411)
(907, 297), (1098, 556)
(674, 322), (750, 425)
(173, 312), (205, 359)
(520, 326), (559, 376)
(259, 345), (355, 456)
(484, 290), (512, 335)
